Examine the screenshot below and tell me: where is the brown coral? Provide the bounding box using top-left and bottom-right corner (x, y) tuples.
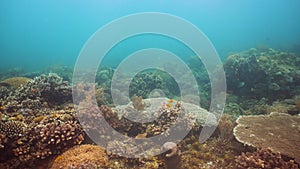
(234, 148), (299, 169)
(13, 118), (84, 162)
(50, 144), (108, 169)
(0, 120), (27, 138)
(0, 77), (32, 89)
(233, 112), (300, 163)
(132, 95), (146, 111)
(0, 134), (7, 149)
(161, 142), (181, 169)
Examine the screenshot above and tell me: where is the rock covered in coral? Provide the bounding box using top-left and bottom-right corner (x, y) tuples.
(233, 112), (300, 163)
(0, 73), (72, 112)
(11, 111), (84, 164)
(225, 47), (300, 100)
(114, 97), (215, 138)
(77, 100), (120, 139)
(234, 148), (299, 169)
(50, 144), (108, 169)
(127, 70), (179, 99)
(180, 137), (235, 169)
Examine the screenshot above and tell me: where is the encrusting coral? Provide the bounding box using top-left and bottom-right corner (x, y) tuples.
(0, 77), (32, 89)
(180, 136), (236, 169)
(233, 112), (300, 163)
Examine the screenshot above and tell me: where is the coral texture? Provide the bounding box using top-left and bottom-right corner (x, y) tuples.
(13, 114), (84, 162)
(0, 134), (7, 149)
(0, 120), (27, 138)
(0, 73), (72, 112)
(234, 112), (300, 163)
(0, 77), (32, 89)
(234, 148), (299, 169)
(224, 48), (300, 100)
(50, 144), (108, 169)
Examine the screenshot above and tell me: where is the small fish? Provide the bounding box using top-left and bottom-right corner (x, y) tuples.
(135, 133), (147, 139)
(166, 103), (172, 108)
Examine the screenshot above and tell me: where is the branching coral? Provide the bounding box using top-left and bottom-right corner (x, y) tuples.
(13, 116), (84, 162)
(0, 120), (27, 138)
(234, 148), (299, 169)
(0, 73), (72, 112)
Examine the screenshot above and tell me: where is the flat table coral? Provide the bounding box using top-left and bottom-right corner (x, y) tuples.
(0, 77), (32, 89)
(233, 112), (300, 163)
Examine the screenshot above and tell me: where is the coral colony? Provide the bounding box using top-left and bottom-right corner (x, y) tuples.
(0, 47), (299, 168)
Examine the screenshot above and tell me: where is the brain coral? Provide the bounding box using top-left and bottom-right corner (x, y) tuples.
(233, 112), (300, 163)
(50, 144), (108, 169)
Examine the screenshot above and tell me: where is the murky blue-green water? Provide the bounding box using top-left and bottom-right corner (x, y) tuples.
(1, 0), (300, 71)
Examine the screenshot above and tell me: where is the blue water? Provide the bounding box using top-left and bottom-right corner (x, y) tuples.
(1, 0), (300, 71)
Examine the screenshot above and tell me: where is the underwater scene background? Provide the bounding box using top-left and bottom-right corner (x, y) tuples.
(1, 1), (300, 169)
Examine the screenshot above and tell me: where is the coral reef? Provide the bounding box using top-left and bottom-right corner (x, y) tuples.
(180, 136), (236, 169)
(0, 73), (72, 112)
(234, 148), (299, 169)
(114, 98), (208, 138)
(50, 144), (108, 169)
(225, 47), (300, 101)
(13, 117), (84, 162)
(233, 112), (300, 163)
(128, 69), (179, 99)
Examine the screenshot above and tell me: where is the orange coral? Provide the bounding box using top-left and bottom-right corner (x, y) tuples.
(50, 144), (108, 169)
